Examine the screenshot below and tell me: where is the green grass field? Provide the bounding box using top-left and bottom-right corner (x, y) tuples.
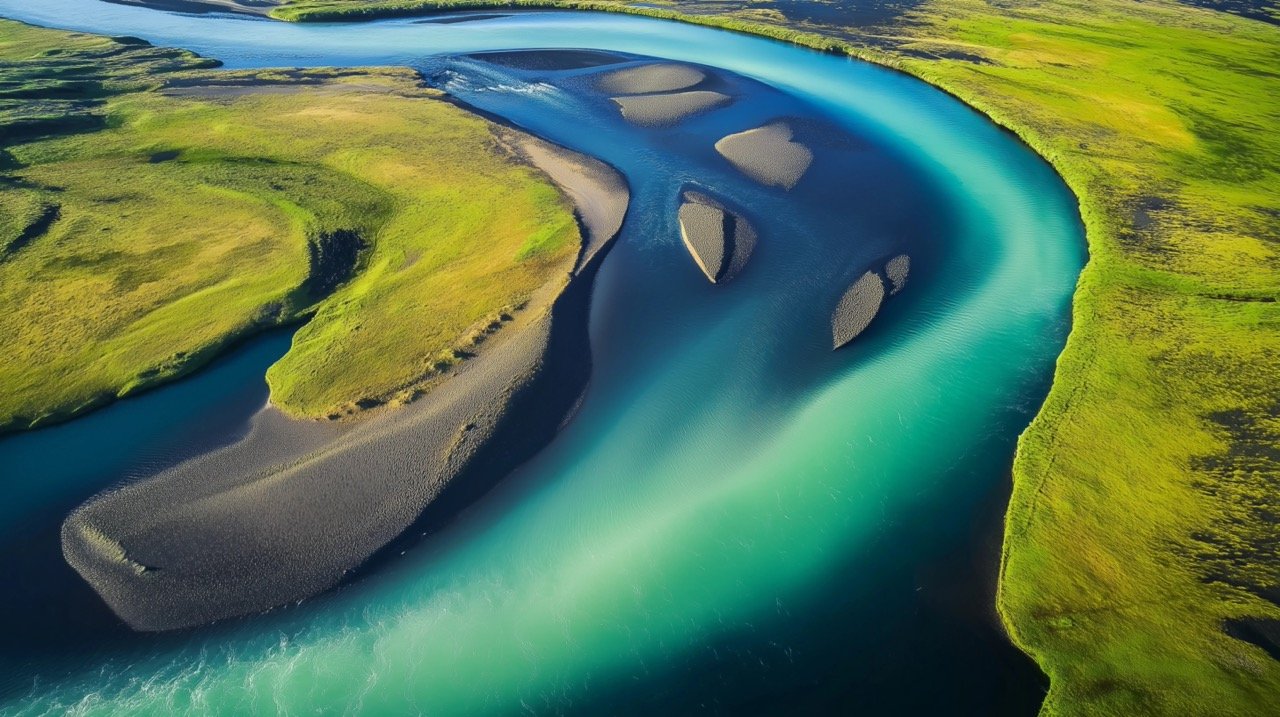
(900, 7), (1278, 717)
(270, 0), (1280, 713)
(878, 3), (1280, 715)
(0, 20), (579, 430)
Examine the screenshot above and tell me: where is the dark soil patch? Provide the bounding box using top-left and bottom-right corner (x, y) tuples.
(1173, 0), (1280, 26)
(1, 203), (59, 259)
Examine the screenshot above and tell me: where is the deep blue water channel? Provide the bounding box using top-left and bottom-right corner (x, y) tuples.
(0, 3), (1085, 715)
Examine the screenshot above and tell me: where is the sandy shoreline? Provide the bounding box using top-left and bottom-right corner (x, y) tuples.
(502, 129), (629, 271)
(63, 128), (629, 632)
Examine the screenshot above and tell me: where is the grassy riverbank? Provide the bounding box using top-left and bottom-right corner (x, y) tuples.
(274, 0), (1280, 713)
(883, 3), (1280, 715)
(0, 20), (579, 430)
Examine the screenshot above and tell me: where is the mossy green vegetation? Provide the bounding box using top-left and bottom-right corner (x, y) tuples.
(883, 3), (1280, 715)
(271, 0), (1280, 713)
(0, 20), (579, 430)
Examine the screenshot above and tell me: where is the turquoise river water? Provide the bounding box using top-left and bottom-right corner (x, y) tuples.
(0, 3), (1085, 715)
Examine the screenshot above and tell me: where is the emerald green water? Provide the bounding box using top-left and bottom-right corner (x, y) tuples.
(0, 4), (1084, 714)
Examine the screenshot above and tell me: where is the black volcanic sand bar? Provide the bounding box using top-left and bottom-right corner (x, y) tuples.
(62, 136), (629, 632)
(465, 48), (626, 70)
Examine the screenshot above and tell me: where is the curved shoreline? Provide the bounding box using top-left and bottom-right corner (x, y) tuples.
(62, 133), (630, 632)
(0, 4), (1100, 711)
(265, 0), (1101, 694)
(10, 0), (1275, 711)
(5, 0), (1089, 695)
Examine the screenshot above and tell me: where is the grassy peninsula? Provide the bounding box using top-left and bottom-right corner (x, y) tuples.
(0, 20), (579, 430)
(261, 0), (1280, 713)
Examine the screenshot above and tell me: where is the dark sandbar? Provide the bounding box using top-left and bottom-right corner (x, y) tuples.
(62, 135), (630, 632)
(102, 0), (277, 15)
(831, 271), (885, 349)
(414, 13), (512, 25)
(677, 190), (757, 284)
(611, 90), (732, 126)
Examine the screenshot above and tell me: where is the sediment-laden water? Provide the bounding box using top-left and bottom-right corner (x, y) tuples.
(0, 3), (1084, 714)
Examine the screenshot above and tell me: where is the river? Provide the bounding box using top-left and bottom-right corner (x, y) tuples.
(0, 3), (1084, 714)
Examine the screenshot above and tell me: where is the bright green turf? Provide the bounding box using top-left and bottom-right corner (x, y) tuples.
(0, 20), (579, 430)
(275, 0), (1280, 713)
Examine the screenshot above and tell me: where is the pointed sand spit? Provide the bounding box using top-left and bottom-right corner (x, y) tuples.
(677, 190), (757, 284)
(715, 120), (813, 190)
(503, 130), (629, 271)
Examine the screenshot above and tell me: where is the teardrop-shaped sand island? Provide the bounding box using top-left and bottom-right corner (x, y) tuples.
(831, 271), (886, 349)
(715, 121), (814, 190)
(677, 190), (758, 284)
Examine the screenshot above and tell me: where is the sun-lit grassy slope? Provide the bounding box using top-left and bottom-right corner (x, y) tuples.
(276, 0), (1280, 713)
(0, 20), (579, 430)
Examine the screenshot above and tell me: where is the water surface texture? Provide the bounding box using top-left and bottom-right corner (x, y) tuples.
(0, 4), (1084, 714)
